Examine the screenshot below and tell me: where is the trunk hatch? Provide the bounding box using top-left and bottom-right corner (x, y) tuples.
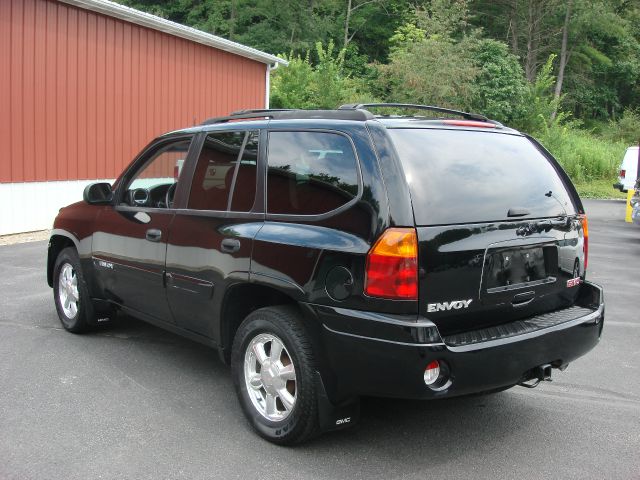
(387, 127), (585, 335)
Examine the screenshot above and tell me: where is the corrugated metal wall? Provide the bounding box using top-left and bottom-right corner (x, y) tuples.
(0, 0), (267, 184)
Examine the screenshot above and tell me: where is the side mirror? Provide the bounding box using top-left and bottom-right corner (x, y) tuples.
(83, 182), (113, 205)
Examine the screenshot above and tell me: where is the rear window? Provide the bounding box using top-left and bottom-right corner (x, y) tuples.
(388, 129), (576, 225)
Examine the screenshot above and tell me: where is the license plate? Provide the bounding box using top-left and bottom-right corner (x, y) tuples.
(485, 246), (547, 290)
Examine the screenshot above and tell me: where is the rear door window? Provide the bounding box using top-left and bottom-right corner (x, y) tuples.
(188, 131), (257, 212)
(388, 128), (576, 225)
(266, 131), (359, 215)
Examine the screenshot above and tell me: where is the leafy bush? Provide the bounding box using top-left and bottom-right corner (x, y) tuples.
(601, 109), (640, 144)
(510, 55), (625, 185)
(270, 41), (375, 109)
(470, 39), (527, 123)
(537, 126), (625, 182)
(513, 55), (564, 134)
(377, 32), (478, 109)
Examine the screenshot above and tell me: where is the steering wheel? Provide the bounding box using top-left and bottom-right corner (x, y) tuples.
(165, 183), (177, 209)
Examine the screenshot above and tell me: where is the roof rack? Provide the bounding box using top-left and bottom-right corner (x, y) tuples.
(201, 108), (375, 125)
(339, 103), (490, 122)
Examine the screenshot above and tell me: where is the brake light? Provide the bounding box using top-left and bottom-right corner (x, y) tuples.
(365, 228), (418, 300)
(620, 169), (626, 179)
(442, 120), (496, 128)
(580, 215), (589, 271)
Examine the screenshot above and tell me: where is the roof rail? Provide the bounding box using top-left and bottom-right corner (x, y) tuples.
(201, 110), (288, 125)
(339, 103), (490, 122)
(201, 108), (375, 125)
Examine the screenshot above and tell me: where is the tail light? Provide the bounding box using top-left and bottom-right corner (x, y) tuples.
(364, 228), (418, 300)
(580, 214), (589, 271)
(620, 169), (626, 178)
(424, 360), (440, 385)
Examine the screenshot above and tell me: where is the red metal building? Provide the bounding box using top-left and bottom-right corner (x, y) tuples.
(0, 0), (286, 234)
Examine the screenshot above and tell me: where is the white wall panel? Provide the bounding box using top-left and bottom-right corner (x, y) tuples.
(0, 179), (113, 235)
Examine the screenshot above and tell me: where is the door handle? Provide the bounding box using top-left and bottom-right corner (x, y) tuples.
(512, 291), (535, 308)
(221, 238), (241, 253)
(146, 228), (162, 242)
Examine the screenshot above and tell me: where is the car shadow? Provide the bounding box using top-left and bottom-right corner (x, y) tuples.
(85, 313), (540, 475)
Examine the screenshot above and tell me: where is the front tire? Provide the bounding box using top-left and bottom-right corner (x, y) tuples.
(53, 247), (95, 333)
(231, 306), (319, 445)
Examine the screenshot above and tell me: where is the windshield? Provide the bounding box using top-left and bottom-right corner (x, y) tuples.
(388, 128), (576, 225)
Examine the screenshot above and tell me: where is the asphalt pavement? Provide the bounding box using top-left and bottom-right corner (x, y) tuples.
(0, 199), (638, 480)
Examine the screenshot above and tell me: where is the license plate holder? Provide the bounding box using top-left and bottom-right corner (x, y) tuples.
(484, 245), (556, 293)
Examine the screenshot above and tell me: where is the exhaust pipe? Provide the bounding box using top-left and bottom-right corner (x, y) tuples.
(518, 364), (553, 389)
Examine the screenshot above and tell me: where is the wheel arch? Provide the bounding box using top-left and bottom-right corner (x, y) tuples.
(218, 282), (323, 366)
(47, 231), (79, 287)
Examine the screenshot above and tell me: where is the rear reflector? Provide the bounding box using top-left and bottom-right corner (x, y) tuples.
(580, 214), (589, 271)
(365, 228), (418, 300)
(442, 119), (496, 128)
(424, 360), (440, 385)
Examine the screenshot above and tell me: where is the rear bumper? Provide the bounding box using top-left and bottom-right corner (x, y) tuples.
(613, 181), (627, 192)
(309, 282), (604, 402)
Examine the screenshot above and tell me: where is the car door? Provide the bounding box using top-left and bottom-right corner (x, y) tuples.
(165, 129), (263, 339)
(92, 135), (196, 323)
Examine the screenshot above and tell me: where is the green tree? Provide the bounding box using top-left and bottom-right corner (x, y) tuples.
(514, 55), (565, 134)
(378, 1), (479, 110)
(470, 39), (527, 123)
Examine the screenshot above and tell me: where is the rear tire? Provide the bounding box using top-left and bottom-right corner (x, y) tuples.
(231, 306), (319, 445)
(53, 247), (95, 333)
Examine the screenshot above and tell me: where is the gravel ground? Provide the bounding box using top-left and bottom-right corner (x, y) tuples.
(0, 229), (51, 246)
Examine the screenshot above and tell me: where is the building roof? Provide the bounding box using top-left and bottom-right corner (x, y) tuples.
(59, 0), (288, 66)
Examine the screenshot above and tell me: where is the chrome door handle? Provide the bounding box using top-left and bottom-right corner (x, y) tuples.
(145, 228), (162, 242)
(221, 238), (241, 253)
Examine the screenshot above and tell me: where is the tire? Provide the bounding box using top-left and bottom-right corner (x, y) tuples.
(53, 247), (95, 333)
(231, 305), (319, 445)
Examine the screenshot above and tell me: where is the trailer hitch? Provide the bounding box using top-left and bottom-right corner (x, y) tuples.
(518, 364), (553, 389)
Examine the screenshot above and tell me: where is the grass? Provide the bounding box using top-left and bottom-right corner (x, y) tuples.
(539, 126), (626, 182)
(573, 178), (627, 199)
(534, 124), (629, 199)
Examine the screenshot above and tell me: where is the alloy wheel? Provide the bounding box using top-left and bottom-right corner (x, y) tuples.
(58, 263), (79, 319)
(243, 333), (297, 421)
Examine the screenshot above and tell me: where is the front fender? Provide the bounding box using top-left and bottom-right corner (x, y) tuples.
(47, 229), (81, 287)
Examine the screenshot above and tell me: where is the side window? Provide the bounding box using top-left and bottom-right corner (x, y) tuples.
(124, 139), (191, 208)
(188, 131), (258, 212)
(267, 131), (359, 215)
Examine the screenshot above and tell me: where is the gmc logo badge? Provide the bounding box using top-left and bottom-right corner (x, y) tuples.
(567, 277), (581, 288)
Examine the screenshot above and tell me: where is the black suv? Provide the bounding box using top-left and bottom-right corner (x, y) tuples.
(47, 104), (604, 444)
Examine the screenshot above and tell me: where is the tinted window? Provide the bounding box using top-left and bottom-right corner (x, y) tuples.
(267, 131), (359, 215)
(128, 141), (189, 190)
(188, 131), (257, 211)
(388, 129), (576, 225)
(124, 139), (190, 208)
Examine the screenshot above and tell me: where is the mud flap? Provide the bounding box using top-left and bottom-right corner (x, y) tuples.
(89, 298), (115, 325)
(315, 372), (360, 432)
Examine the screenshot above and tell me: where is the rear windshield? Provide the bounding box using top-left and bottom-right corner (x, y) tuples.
(388, 128), (576, 225)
